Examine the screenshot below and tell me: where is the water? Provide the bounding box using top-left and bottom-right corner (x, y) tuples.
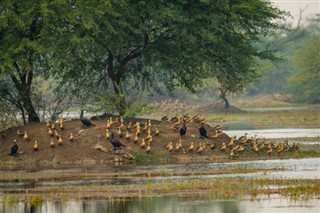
(224, 128), (320, 139)
(1, 195), (319, 213)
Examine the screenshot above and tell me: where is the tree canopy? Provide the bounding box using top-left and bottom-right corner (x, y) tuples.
(1, 0), (288, 119)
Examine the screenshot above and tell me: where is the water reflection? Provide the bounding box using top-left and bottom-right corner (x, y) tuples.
(1, 196), (319, 213)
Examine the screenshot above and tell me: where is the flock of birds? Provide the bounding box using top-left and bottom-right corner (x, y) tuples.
(8, 113), (301, 159)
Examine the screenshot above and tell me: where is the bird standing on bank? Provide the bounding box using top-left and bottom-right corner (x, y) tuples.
(10, 140), (18, 156)
(110, 132), (125, 150)
(199, 122), (209, 139)
(80, 110), (96, 127)
(179, 120), (187, 137)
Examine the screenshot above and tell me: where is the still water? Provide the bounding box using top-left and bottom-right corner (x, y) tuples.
(1, 195), (319, 213)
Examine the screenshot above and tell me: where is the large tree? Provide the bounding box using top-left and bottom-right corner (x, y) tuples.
(0, 1), (49, 122)
(45, 0), (287, 115)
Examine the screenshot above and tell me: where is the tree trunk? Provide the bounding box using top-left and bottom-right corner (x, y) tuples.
(11, 67), (40, 123)
(219, 89), (230, 109)
(112, 80), (127, 116)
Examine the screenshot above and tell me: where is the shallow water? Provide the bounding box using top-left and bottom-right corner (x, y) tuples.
(1, 195), (319, 213)
(224, 128), (320, 139)
(0, 158), (319, 189)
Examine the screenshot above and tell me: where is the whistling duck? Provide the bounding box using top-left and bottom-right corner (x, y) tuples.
(23, 131), (29, 141)
(230, 150), (236, 159)
(46, 128), (52, 137)
(46, 121), (51, 128)
(161, 115), (169, 121)
(126, 122), (132, 131)
(211, 130), (220, 139)
(178, 139), (182, 149)
(168, 143), (174, 152)
(146, 143), (151, 153)
(154, 129), (160, 136)
(266, 145), (273, 156)
(58, 135), (63, 145)
(175, 142), (180, 151)
(59, 119), (64, 130)
(133, 133), (139, 143)
(147, 120), (152, 128)
(147, 136), (153, 144)
(170, 115), (179, 123)
(33, 140), (38, 151)
(51, 123), (56, 130)
(192, 114), (201, 122)
(140, 139), (146, 148)
(227, 136), (237, 147)
(105, 121), (111, 129)
(252, 144), (259, 152)
(210, 143), (216, 150)
(109, 132), (125, 150)
(136, 127), (141, 136)
(54, 130), (59, 139)
(238, 133), (248, 144)
(219, 143), (226, 151)
(213, 120), (223, 131)
(141, 122), (148, 131)
(69, 133), (74, 142)
(188, 142), (194, 151)
(125, 131), (130, 140)
(9, 140), (18, 156)
(50, 138), (55, 147)
(117, 127), (123, 137)
(105, 129), (111, 139)
(197, 143), (205, 153)
(199, 122), (209, 139)
(236, 145), (245, 152)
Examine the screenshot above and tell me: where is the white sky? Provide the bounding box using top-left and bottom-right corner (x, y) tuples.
(271, 0), (319, 25)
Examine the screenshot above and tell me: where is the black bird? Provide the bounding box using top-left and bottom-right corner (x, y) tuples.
(110, 132), (125, 150)
(80, 110), (96, 127)
(199, 122), (209, 139)
(179, 120), (187, 137)
(9, 140), (18, 156)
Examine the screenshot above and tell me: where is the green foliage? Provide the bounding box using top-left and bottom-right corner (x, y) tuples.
(288, 35), (320, 103)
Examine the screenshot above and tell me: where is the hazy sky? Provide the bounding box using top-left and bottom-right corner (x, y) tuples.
(271, 0), (319, 25)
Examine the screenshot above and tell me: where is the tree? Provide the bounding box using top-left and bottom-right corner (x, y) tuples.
(45, 0), (287, 114)
(0, 1), (49, 122)
(288, 35), (320, 103)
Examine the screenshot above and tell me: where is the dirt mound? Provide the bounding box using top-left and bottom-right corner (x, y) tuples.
(0, 115), (299, 169)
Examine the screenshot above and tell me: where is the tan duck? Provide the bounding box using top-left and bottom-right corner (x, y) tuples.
(54, 130), (59, 139)
(227, 136), (237, 147)
(106, 129), (111, 139)
(46, 121), (51, 128)
(211, 130), (220, 139)
(147, 120), (152, 128)
(23, 131), (29, 141)
(197, 143), (205, 153)
(58, 135), (63, 146)
(126, 122), (132, 131)
(168, 143), (174, 152)
(175, 142), (181, 151)
(238, 133), (248, 144)
(49, 138), (55, 148)
(51, 123), (56, 130)
(236, 145), (245, 152)
(33, 140), (39, 151)
(219, 143), (226, 151)
(105, 121), (111, 129)
(146, 143), (151, 153)
(125, 131), (130, 140)
(154, 129), (160, 136)
(133, 133), (139, 143)
(213, 120), (224, 131)
(59, 120), (64, 130)
(140, 139), (146, 148)
(210, 143), (216, 150)
(230, 150), (236, 159)
(117, 127), (123, 137)
(69, 133), (74, 142)
(161, 115), (169, 121)
(47, 128), (53, 137)
(141, 122), (148, 131)
(188, 142), (194, 152)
